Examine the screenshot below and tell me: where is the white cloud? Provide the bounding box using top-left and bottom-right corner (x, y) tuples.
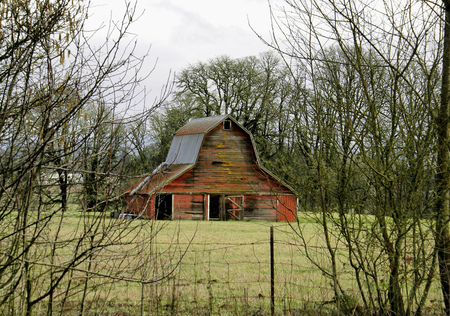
(88, 0), (283, 104)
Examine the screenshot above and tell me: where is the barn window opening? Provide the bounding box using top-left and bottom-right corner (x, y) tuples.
(156, 194), (172, 220)
(223, 119), (231, 130)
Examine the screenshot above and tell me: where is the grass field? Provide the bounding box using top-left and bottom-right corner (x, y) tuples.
(21, 212), (334, 315)
(140, 220), (328, 314)
(14, 210), (444, 315)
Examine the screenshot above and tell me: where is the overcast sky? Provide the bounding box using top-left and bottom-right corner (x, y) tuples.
(89, 0), (282, 106)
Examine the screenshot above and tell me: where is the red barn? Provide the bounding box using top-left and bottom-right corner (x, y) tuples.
(124, 115), (297, 222)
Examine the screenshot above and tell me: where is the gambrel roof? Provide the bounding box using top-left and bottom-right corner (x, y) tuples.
(125, 115), (294, 196)
(165, 115), (264, 165)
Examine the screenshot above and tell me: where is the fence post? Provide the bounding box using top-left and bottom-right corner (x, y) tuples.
(270, 225), (275, 316)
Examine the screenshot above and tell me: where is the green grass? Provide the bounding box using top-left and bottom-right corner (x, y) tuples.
(3, 209), (444, 315)
(22, 213), (333, 314)
(123, 219), (333, 315)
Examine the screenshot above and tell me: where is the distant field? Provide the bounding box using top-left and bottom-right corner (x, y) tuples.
(21, 211), (443, 315)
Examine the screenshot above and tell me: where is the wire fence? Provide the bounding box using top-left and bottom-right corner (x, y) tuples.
(51, 219), (442, 315)
(133, 226), (355, 315)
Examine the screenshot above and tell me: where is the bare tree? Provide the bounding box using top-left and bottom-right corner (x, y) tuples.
(262, 0), (444, 313)
(0, 0), (183, 314)
(437, 1), (450, 314)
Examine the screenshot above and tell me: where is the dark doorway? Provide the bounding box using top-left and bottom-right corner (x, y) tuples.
(210, 195), (220, 220)
(155, 194), (172, 220)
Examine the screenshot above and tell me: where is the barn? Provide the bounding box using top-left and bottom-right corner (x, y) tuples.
(124, 115), (298, 222)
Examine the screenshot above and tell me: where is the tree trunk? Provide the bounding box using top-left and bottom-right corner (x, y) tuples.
(58, 168), (68, 212)
(437, 2), (450, 314)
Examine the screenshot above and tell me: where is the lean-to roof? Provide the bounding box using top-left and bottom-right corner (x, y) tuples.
(165, 133), (203, 165)
(124, 164), (193, 195)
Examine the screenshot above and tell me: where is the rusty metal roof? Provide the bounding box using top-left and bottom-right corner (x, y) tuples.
(174, 115), (228, 136)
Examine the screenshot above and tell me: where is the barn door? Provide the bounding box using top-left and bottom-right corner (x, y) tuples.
(155, 194), (172, 220)
(209, 195), (221, 220)
(226, 196), (244, 221)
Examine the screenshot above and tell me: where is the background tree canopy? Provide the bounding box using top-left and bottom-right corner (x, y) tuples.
(144, 53), (309, 191)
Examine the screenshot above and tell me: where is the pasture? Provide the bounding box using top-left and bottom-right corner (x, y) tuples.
(11, 211), (444, 315)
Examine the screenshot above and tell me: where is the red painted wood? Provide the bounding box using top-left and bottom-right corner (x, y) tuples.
(243, 195), (278, 221)
(126, 195), (154, 218)
(276, 195), (297, 222)
(161, 123), (292, 195)
(127, 120), (298, 222)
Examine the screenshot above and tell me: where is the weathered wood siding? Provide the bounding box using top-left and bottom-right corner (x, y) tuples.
(240, 195), (297, 222)
(173, 194), (205, 220)
(126, 193), (296, 222)
(225, 196), (243, 220)
(161, 122), (291, 195)
(125, 195), (154, 218)
(243, 195), (277, 221)
(277, 195), (297, 222)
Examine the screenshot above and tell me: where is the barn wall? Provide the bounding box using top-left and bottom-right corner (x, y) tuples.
(173, 194), (205, 220)
(276, 195), (297, 222)
(162, 123), (292, 196)
(125, 194), (154, 218)
(243, 195), (278, 221)
(124, 193), (296, 222)
(240, 195), (297, 222)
